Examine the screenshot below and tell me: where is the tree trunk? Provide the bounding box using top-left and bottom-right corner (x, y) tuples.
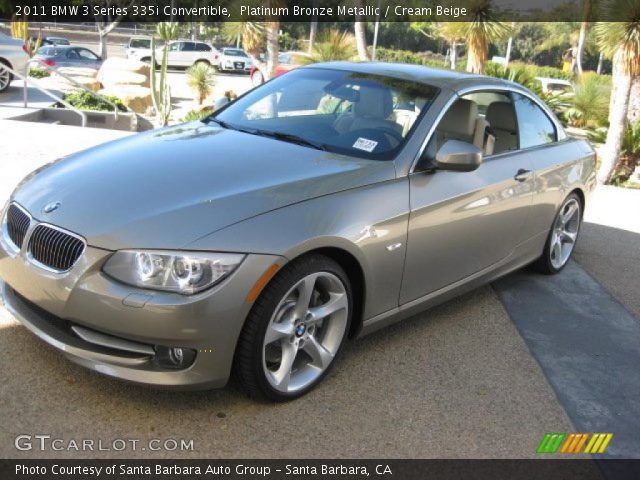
(627, 77), (640, 124)
(265, 21), (279, 79)
(466, 44), (484, 74)
(354, 19), (369, 61)
(598, 52), (632, 184)
(596, 51), (604, 75)
(450, 41), (457, 70)
(99, 29), (108, 59)
(505, 21), (516, 67)
(576, 23), (588, 74)
(576, 0), (592, 75)
(308, 20), (317, 54)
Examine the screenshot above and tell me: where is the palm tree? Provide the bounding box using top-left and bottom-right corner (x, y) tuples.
(222, 21), (268, 78)
(353, 0), (369, 61)
(594, 0), (640, 184)
(436, 23), (466, 70)
(576, 0), (594, 74)
(449, 1), (511, 74)
(265, 20), (280, 77)
(303, 29), (357, 63)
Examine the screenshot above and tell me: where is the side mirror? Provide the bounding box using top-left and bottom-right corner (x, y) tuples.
(435, 139), (483, 172)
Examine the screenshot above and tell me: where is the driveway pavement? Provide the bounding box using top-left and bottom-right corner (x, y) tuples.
(0, 123), (638, 459)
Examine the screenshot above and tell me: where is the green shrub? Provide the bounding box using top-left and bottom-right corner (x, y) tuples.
(60, 91), (127, 112)
(186, 62), (216, 105)
(28, 67), (50, 79)
(182, 107), (213, 122)
(564, 73), (611, 128)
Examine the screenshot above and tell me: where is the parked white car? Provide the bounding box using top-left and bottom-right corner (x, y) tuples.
(535, 77), (575, 96)
(154, 40), (218, 68)
(0, 31), (28, 93)
(125, 36), (152, 62)
(216, 47), (252, 73)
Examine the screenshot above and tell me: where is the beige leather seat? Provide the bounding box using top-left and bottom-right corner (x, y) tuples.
(435, 98), (488, 152)
(334, 87), (402, 136)
(485, 101), (518, 154)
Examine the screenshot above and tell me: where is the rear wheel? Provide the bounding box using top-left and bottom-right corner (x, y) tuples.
(534, 193), (582, 274)
(234, 255), (352, 401)
(0, 60), (13, 93)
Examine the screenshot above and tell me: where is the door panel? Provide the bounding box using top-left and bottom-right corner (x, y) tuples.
(400, 153), (534, 304)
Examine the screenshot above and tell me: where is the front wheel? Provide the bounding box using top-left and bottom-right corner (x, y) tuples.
(234, 255), (352, 401)
(0, 61), (13, 93)
(534, 193), (582, 274)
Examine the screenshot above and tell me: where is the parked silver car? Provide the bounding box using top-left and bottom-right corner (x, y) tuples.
(0, 63), (596, 401)
(0, 31), (28, 92)
(34, 45), (102, 70)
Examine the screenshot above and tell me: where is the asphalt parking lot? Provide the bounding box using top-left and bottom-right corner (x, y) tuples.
(0, 117), (638, 459)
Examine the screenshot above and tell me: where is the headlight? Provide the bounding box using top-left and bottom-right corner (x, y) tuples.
(103, 250), (245, 295)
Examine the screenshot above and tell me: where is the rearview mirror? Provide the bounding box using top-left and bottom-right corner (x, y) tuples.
(435, 139), (483, 172)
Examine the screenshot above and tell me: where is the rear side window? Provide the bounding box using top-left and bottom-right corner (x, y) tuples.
(129, 39), (150, 49)
(182, 42), (196, 52)
(195, 43), (211, 51)
(512, 93), (557, 148)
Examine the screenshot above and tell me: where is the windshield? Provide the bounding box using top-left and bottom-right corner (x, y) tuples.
(212, 68), (439, 160)
(223, 48), (248, 57)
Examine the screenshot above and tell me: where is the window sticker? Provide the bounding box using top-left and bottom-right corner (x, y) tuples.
(352, 137), (378, 152)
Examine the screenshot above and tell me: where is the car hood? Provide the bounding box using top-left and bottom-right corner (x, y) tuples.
(12, 122), (395, 251)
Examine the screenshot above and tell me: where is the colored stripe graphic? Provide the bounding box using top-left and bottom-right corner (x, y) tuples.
(537, 433), (565, 453)
(537, 433), (612, 454)
(573, 434), (589, 453)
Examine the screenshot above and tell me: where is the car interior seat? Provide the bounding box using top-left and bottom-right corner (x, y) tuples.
(334, 87), (403, 137)
(435, 98), (488, 151)
(485, 101), (518, 154)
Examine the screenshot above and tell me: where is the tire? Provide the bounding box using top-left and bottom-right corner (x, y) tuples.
(195, 60), (210, 68)
(251, 70), (264, 86)
(234, 254), (352, 401)
(140, 57), (151, 64)
(533, 193), (582, 274)
(0, 60), (13, 93)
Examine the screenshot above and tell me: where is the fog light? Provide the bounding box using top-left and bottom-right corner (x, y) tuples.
(154, 346), (196, 369)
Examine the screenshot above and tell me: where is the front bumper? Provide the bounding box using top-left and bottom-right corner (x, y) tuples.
(0, 232), (284, 389)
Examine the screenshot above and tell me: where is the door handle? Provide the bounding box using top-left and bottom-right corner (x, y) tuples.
(514, 169), (532, 182)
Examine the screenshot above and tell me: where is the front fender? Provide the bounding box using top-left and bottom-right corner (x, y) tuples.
(187, 178), (410, 319)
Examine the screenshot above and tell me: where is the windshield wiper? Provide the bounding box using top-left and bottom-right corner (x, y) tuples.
(203, 117), (233, 129)
(250, 129), (328, 151)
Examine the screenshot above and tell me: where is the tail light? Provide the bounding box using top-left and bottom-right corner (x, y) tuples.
(42, 58), (55, 67)
(22, 44), (28, 54)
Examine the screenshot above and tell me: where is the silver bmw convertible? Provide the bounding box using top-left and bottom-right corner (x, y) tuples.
(0, 63), (595, 400)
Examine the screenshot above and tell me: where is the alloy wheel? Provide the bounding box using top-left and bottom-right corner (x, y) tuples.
(0, 68), (10, 91)
(549, 198), (581, 269)
(262, 271), (348, 393)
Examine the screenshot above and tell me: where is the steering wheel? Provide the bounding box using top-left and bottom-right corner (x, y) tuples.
(376, 126), (404, 145)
